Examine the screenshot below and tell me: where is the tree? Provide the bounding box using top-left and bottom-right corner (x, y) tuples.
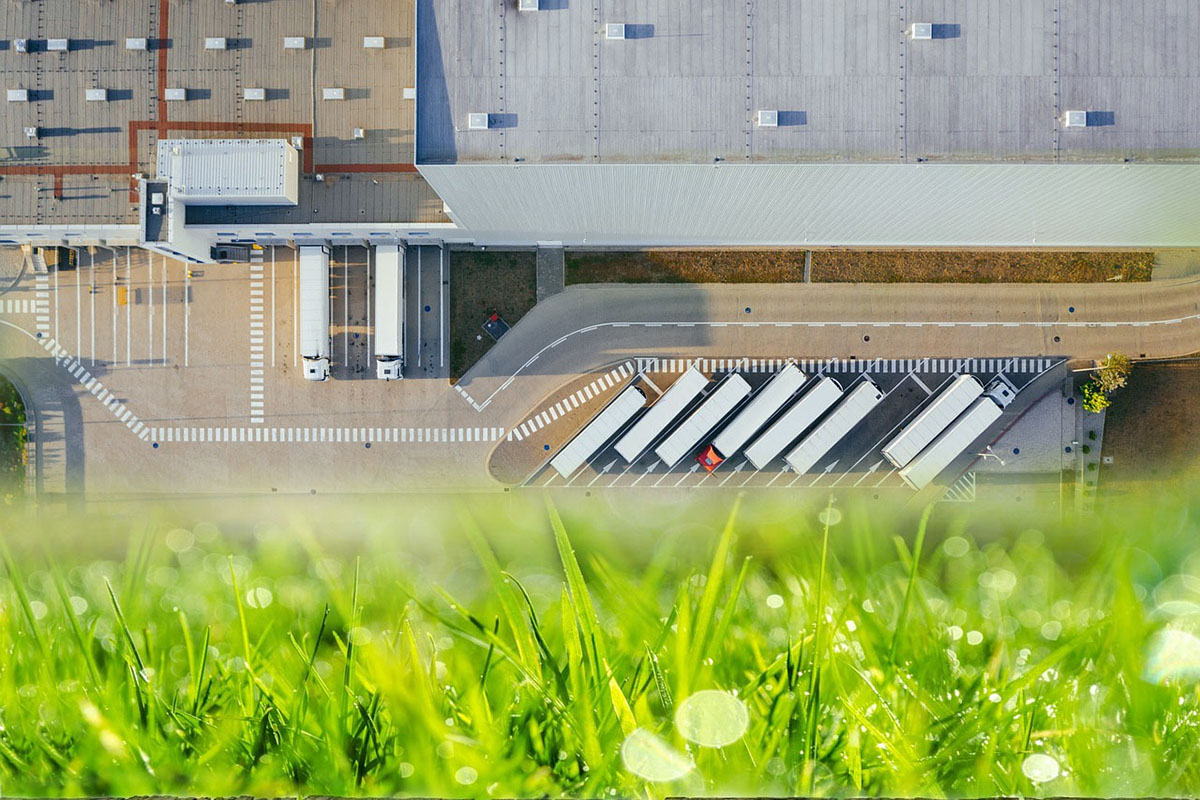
(1093, 353), (1132, 394)
(1080, 382), (1111, 414)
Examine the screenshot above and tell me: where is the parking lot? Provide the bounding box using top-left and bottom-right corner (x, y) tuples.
(520, 355), (1066, 492)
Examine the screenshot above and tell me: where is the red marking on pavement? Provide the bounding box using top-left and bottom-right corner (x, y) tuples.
(313, 163), (419, 174)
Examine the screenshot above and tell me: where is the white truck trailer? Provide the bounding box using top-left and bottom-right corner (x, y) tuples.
(373, 245), (405, 380)
(710, 363), (806, 460)
(898, 379), (1015, 490)
(614, 366), (708, 462)
(550, 385), (647, 479)
(784, 377), (885, 474)
(898, 397), (1003, 490)
(298, 245), (331, 381)
(654, 373), (751, 467)
(743, 376), (842, 470)
(881, 374), (983, 468)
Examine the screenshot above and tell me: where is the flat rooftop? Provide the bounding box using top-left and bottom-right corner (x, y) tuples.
(0, 0), (448, 227)
(417, 0), (1200, 164)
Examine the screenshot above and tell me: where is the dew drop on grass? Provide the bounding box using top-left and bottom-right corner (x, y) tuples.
(947, 625), (963, 641)
(455, 766), (478, 785)
(766, 593), (784, 609)
(943, 536), (970, 558)
(245, 587), (273, 609)
(1022, 753), (1061, 783)
(69, 595), (88, 615)
(966, 630), (984, 646)
(674, 690), (749, 747)
(165, 529), (194, 553)
(817, 507), (843, 526)
(1143, 628), (1200, 684)
(29, 600), (47, 620)
(620, 729), (692, 782)
(399, 762), (415, 778)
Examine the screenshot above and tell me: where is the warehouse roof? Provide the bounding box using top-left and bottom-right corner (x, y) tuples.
(417, 0), (1200, 165)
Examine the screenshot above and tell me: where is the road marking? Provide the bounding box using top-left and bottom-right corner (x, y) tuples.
(249, 254), (266, 423)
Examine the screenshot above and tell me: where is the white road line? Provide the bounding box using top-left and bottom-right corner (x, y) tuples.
(110, 248), (117, 366)
(271, 247), (276, 369)
(125, 249), (131, 366)
(161, 254), (168, 365)
(75, 248), (81, 359)
(440, 245), (447, 369)
(89, 249), (95, 366)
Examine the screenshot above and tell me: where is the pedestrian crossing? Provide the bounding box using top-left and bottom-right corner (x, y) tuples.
(145, 425), (508, 445)
(508, 361), (634, 442)
(249, 253), (266, 424)
(37, 335), (150, 440)
(0, 297), (36, 315)
(637, 356), (1056, 375)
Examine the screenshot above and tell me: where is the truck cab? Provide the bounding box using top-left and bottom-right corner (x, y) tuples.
(376, 356), (403, 381)
(304, 356), (330, 382)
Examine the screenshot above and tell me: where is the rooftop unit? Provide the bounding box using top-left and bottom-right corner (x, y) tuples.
(24, 126), (38, 139)
(322, 87), (346, 101)
(467, 113), (490, 130)
(204, 37), (227, 50)
(605, 23), (626, 40)
(519, 0), (540, 9)
(125, 37), (148, 50)
(910, 23), (933, 39)
(47, 38), (69, 52)
(1063, 110), (1088, 128)
(164, 88), (187, 101)
(7, 89), (28, 103)
(156, 138), (300, 206)
(363, 36), (385, 49)
(85, 88), (108, 102)
(243, 87), (266, 101)
(283, 36), (307, 49)
(757, 110), (778, 127)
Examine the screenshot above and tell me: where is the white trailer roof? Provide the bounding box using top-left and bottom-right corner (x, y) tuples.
(899, 397), (1004, 491)
(551, 385), (646, 479)
(712, 364), (806, 458)
(785, 378), (885, 474)
(614, 366), (708, 462)
(156, 138), (300, 206)
(373, 245), (404, 357)
(743, 377), (842, 470)
(298, 246), (330, 359)
(654, 374), (751, 467)
(882, 374), (984, 468)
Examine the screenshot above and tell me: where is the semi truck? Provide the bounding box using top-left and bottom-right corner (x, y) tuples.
(373, 245), (405, 380)
(298, 245), (331, 381)
(614, 366), (708, 462)
(881, 374), (983, 468)
(700, 363), (806, 471)
(550, 385), (647, 479)
(654, 373), (751, 467)
(743, 376), (842, 470)
(898, 379), (1016, 490)
(784, 376), (884, 474)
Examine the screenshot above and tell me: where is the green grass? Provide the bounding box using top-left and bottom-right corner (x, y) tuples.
(2, 491), (1200, 797)
(449, 249), (538, 381)
(0, 374), (26, 502)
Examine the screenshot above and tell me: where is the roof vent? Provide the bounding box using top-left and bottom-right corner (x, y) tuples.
(363, 36), (385, 49)
(605, 23), (626, 39)
(322, 87), (345, 101)
(47, 38), (69, 52)
(24, 126), (38, 139)
(910, 23), (933, 39)
(467, 112), (490, 130)
(403, 87), (416, 100)
(284, 36), (306, 49)
(756, 110), (778, 127)
(243, 87), (266, 101)
(7, 89), (29, 103)
(291, 136), (305, 148)
(1063, 110), (1088, 128)
(204, 37), (227, 50)
(85, 88), (108, 102)
(519, 0), (540, 9)
(352, 128), (366, 139)
(125, 37), (148, 50)
(165, 87), (187, 101)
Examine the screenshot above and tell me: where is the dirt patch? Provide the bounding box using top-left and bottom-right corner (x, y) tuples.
(1100, 360), (1200, 487)
(565, 249), (1154, 285)
(450, 249), (538, 381)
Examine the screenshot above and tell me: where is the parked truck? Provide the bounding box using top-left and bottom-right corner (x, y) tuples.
(743, 376), (842, 470)
(614, 366), (708, 462)
(898, 378), (1016, 490)
(551, 385), (647, 479)
(373, 244), (405, 380)
(784, 376), (884, 474)
(700, 363), (807, 471)
(298, 245), (331, 381)
(654, 373), (751, 467)
(882, 374), (983, 468)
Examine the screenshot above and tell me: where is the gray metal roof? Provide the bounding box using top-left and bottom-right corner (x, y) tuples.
(417, 0), (1200, 165)
(419, 163), (1200, 247)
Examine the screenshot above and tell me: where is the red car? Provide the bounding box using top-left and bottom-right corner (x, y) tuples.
(697, 445), (724, 473)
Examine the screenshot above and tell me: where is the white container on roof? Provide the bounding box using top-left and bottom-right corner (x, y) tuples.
(7, 89), (29, 103)
(85, 88), (108, 102)
(363, 36), (385, 49)
(204, 37), (227, 50)
(156, 138), (300, 206)
(322, 87), (345, 101)
(910, 23), (933, 40)
(47, 38), (69, 52)
(283, 37), (307, 50)
(126, 37), (148, 51)
(165, 88), (187, 101)
(243, 87), (266, 101)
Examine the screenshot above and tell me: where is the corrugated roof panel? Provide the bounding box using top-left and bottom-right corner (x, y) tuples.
(156, 139), (300, 206)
